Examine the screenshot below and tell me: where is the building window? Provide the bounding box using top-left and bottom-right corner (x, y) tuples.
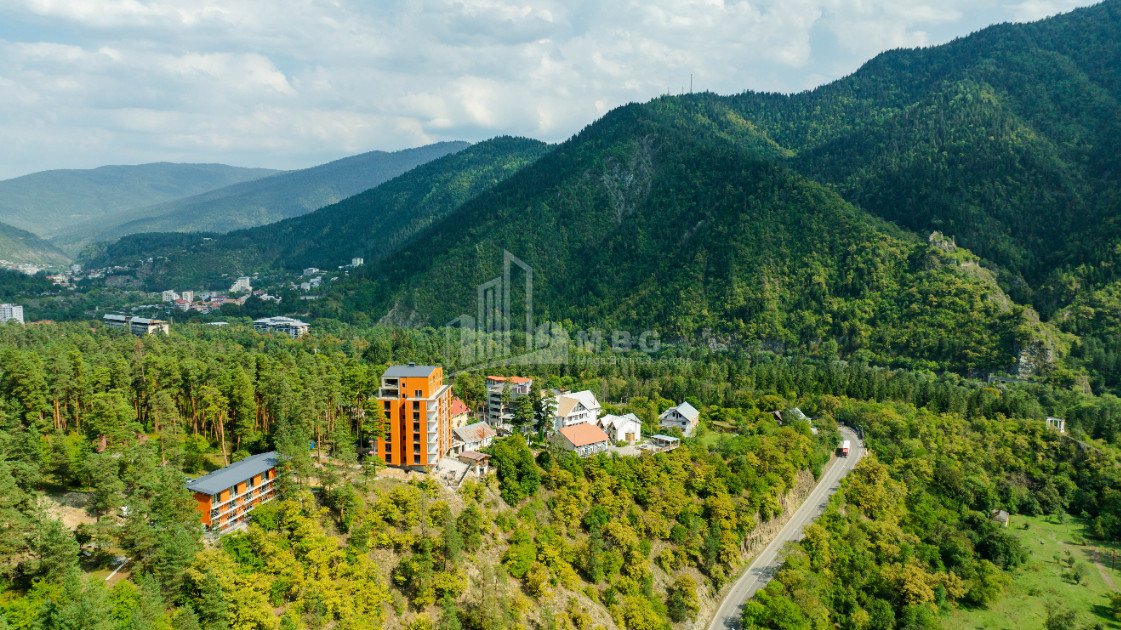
(413, 455), (421, 464)
(415, 390), (422, 398)
(413, 412), (420, 421)
(385, 455), (392, 463)
(412, 401), (420, 410)
(383, 401), (390, 411)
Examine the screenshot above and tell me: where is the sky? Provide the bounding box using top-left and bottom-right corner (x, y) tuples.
(0, 0), (1099, 180)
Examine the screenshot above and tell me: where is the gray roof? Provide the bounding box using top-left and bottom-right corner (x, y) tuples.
(383, 364), (439, 378)
(661, 401), (699, 421)
(186, 451), (279, 495)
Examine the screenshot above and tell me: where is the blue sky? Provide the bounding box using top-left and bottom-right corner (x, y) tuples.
(0, 0), (1097, 180)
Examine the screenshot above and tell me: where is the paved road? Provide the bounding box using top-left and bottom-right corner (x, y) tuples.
(707, 426), (865, 630)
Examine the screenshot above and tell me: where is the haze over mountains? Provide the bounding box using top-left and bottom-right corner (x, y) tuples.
(0, 142), (471, 263)
(0, 163), (278, 241)
(53, 141), (471, 255)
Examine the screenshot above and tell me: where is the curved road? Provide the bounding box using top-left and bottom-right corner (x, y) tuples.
(707, 426), (865, 630)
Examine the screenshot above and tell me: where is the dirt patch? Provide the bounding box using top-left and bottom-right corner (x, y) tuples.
(40, 492), (95, 530)
(1089, 549), (1119, 591)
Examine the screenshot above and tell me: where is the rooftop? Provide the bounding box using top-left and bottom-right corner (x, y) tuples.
(186, 451), (280, 496)
(559, 423), (610, 447)
(454, 421), (497, 443)
(487, 375), (532, 385)
(449, 397), (470, 416)
(383, 363), (439, 378)
(661, 401), (699, 421)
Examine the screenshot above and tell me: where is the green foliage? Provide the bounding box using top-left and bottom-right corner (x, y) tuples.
(491, 434), (541, 505)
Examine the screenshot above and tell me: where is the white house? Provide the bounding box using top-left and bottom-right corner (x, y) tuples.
(659, 401), (699, 437)
(599, 413), (642, 444)
(553, 390), (602, 431)
(555, 423), (610, 458)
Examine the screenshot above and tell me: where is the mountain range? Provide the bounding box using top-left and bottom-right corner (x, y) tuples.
(0, 162), (278, 240)
(56, 2), (1121, 383)
(54, 141), (471, 255)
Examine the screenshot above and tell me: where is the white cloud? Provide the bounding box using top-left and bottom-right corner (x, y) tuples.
(0, 0), (1101, 180)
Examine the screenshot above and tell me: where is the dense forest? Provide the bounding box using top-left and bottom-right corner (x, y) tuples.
(0, 320), (1119, 629)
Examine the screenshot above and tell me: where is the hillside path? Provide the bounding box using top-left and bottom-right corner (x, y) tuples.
(706, 426), (864, 630)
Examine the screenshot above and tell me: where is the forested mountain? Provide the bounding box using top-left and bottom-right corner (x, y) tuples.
(733, 0), (1121, 307)
(103, 2), (1118, 377)
(89, 138), (549, 288)
(0, 163), (278, 239)
(322, 102), (1034, 373)
(58, 141), (472, 254)
(0, 221), (70, 267)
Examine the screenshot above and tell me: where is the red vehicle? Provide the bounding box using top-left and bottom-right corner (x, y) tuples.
(841, 440), (851, 457)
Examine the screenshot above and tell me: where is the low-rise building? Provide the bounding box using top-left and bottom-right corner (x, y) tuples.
(555, 423), (610, 458)
(186, 451), (280, 534)
(599, 413), (642, 443)
(253, 316), (310, 338)
(0, 303), (25, 325)
(453, 421), (497, 453)
(129, 317), (170, 335)
(102, 314), (168, 335)
(553, 390), (602, 431)
(659, 401), (699, 437)
(449, 397), (471, 429)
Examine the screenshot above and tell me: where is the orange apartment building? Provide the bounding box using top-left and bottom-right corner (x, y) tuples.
(376, 363), (452, 468)
(186, 451), (279, 533)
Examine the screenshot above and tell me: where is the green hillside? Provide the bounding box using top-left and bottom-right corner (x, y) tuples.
(0, 221), (70, 267)
(0, 163), (278, 239)
(727, 1), (1121, 300)
(93, 2), (1120, 376)
(91, 137), (549, 289)
(323, 104), (1031, 373)
(58, 141), (472, 254)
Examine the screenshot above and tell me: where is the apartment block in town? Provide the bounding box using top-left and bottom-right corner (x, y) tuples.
(186, 451), (279, 533)
(0, 303), (24, 325)
(376, 364), (453, 468)
(485, 375), (533, 426)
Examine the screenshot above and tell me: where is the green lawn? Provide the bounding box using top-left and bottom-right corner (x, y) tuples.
(943, 514), (1120, 629)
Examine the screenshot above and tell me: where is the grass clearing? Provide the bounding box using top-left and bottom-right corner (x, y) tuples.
(942, 514), (1120, 629)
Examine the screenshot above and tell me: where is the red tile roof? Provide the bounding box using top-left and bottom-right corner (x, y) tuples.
(486, 375), (532, 385)
(559, 423), (609, 447)
(450, 397), (470, 417)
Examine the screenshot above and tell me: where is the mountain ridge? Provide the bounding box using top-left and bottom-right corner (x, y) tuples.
(56, 141), (473, 254)
(0, 162), (280, 239)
